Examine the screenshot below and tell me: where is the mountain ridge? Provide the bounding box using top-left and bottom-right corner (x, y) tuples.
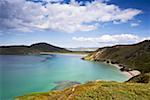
(0, 42), (70, 55)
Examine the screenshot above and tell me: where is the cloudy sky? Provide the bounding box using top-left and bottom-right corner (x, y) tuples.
(0, 0), (149, 48)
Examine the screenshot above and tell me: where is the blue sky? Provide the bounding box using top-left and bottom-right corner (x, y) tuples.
(0, 0), (149, 48)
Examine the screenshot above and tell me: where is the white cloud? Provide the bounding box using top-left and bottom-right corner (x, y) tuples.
(44, 0), (63, 2)
(0, 0), (142, 33)
(131, 23), (139, 27)
(73, 34), (150, 44)
(0, 0), (47, 32)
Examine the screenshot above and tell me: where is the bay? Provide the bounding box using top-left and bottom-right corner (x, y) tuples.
(0, 54), (128, 100)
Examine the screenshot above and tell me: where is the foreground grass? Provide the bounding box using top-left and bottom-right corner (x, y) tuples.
(16, 81), (150, 100)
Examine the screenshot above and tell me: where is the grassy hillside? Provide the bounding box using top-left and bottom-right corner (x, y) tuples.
(16, 80), (150, 100)
(83, 40), (150, 73)
(16, 73), (150, 100)
(30, 43), (69, 52)
(0, 43), (70, 55)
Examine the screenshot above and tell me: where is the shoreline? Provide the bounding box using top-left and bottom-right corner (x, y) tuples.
(107, 62), (141, 79)
(40, 52), (88, 57)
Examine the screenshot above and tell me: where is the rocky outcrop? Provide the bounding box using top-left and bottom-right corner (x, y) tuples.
(52, 81), (80, 90)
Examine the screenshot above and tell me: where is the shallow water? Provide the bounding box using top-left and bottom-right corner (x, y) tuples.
(0, 54), (128, 100)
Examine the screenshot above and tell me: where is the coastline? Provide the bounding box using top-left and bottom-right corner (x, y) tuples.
(40, 52), (87, 56)
(82, 55), (141, 80)
(108, 63), (141, 79)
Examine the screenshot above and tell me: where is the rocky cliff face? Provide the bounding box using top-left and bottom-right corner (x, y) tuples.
(83, 40), (150, 73)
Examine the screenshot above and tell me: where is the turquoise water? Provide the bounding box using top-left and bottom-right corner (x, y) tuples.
(0, 54), (128, 100)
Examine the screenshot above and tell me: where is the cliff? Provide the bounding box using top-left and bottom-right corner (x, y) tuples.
(83, 40), (150, 73)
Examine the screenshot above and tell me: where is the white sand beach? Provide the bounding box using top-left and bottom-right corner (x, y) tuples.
(40, 52), (87, 57)
(122, 70), (141, 79)
(106, 62), (141, 79)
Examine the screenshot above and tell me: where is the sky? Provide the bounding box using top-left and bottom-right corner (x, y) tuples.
(0, 0), (150, 48)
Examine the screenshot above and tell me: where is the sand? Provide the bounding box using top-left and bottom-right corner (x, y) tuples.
(111, 63), (141, 79)
(105, 62), (141, 79)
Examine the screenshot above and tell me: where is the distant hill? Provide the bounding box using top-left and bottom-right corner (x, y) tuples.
(67, 47), (98, 51)
(30, 43), (69, 52)
(0, 43), (70, 55)
(83, 40), (150, 73)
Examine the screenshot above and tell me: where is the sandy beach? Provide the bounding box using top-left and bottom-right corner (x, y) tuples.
(102, 61), (141, 79)
(40, 52), (87, 57)
(122, 70), (141, 79)
(41, 52), (141, 79)
(108, 63), (141, 79)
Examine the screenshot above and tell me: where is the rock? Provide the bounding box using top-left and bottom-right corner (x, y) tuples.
(52, 81), (81, 90)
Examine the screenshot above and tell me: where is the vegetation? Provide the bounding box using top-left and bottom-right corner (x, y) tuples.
(83, 40), (150, 73)
(0, 42), (70, 55)
(16, 75), (150, 100)
(0, 42), (91, 55)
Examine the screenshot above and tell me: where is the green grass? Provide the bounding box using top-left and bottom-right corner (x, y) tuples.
(16, 81), (150, 100)
(83, 40), (150, 73)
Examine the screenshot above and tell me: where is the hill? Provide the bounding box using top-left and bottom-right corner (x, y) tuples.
(67, 47), (98, 51)
(83, 40), (150, 73)
(0, 43), (70, 55)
